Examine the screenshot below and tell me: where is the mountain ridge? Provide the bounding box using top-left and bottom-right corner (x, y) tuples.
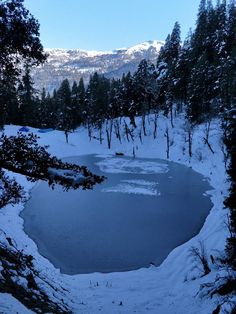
(32, 40), (164, 92)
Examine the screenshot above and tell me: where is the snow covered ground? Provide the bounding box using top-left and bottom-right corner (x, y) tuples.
(0, 294), (33, 314)
(0, 113), (233, 313)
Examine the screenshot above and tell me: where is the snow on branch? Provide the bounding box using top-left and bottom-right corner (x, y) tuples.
(0, 133), (104, 208)
(0, 170), (25, 208)
(47, 168), (96, 189)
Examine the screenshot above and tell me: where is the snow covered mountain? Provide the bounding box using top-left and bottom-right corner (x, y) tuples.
(32, 40), (164, 92)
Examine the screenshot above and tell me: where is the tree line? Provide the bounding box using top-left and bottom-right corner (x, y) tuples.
(1, 1), (236, 132)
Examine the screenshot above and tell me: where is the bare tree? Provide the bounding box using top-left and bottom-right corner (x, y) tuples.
(114, 119), (122, 143)
(106, 119), (113, 149)
(166, 94), (174, 128)
(139, 129), (143, 144)
(142, 114), (147, 136)
(133, 146), (136, 158)
(164, 127), (170, 159)
(184, 121), (195, 158)
(219, 137), (229, 168)
(153, 112), (158, 139)
(87, 122), (92, 141)
(170, 105), (174, 128)
(190, 241), (211, 276)
(225, 213), (234, 240)
(99, 125), (103, 145)
(203, 120), (214, 154)
(124, 120), (130, 142)
(64, 130), (69, 144)
(124, 121), (134, 142)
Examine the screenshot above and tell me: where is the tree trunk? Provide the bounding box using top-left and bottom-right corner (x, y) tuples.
(106, 119), (113, 149)
(153, 113), (158, 139)
(142, 114), (147, 136)
(165, 127), (170, 159)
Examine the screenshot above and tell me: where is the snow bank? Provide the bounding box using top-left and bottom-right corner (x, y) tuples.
(0, 293), (33, 314)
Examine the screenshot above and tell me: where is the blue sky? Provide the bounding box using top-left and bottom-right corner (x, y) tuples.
(24, 0), (201, 51)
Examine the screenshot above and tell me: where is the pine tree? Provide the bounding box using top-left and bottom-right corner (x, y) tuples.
(186, 1), (222, 122)
(226, 0), (236, 55)
(224, 107), (236, 270)
(133, 59), (156, 117)
(108, 78), (123, 119)
(38, 87), (54, 128)
(17, 65), (37, 126)
(71, 81), (80, 129)
(215, 0), (227, 59)
(191, 0), (208, 60)
(78, 77), (85, 124)
(174, 30), (193, 106)
(0, 0), (46, 80)
(0, 74), (18, 128)
(221, 5), (236, 269)
(121, 72), (136, 126)
(56, 79), (73, 131)
(85, 73), (110, 127)
(156, 22), (181, 122)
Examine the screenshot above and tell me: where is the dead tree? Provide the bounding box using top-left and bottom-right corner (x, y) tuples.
(203, 120), (214, 154)
(153, 113), (158, 139)
(220, 138), (229, 168)
(142, 114), (147, 136)
(99, 125), (103, 145)
(106, 119), (113, 149)
(114, 119), (122, 143)
(124, 121), (134, 142)
(129, 114), (136, 128)
(185, 122), (194, 158)
(139, 129), (143, 144)
(166, 94), (174, 128)
(64, 130), (69, 144)
(87, 122), (92, 141)
(190, 241), (211, 276)
(124, 121), (130, 142)
(164, 127), (170, 159)
(170, 105), (174, 128)
(133, 146), (136, 158)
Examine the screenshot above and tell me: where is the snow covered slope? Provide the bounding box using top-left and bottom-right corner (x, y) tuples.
(0, 113), (234, 313)
(32, 40), (163, 92)
(0, 294), (33, 314)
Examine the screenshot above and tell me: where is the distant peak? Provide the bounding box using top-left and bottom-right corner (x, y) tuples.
(125, 40), (164, 55)
(44, 40), (164, 57)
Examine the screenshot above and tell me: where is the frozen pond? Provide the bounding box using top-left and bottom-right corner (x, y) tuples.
(22, 155), (213, 275)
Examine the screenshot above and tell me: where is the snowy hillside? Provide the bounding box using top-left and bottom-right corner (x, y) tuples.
(32, 40), (164, 92)
(0, 113), (234, 313)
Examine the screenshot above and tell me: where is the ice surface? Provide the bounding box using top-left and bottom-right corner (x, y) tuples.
(102, 179), (160, 196)
(96, 157), (169, 174)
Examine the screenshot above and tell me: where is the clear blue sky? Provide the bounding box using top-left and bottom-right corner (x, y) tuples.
(24, 0), (202, 51)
